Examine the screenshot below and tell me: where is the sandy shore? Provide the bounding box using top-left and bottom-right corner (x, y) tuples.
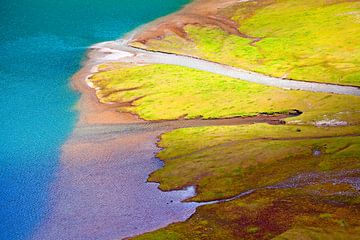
(32, 45), (198, 239)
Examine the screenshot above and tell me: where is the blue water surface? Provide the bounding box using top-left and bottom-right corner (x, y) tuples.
(0, 1), (189, 239)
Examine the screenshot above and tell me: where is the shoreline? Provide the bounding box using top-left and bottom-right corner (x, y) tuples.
(32, 0), (360, 238)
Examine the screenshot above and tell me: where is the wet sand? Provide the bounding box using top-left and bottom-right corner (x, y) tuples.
(33, 117), (287, 239)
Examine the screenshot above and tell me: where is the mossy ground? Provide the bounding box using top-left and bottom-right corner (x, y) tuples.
(133, 124), (360, 239)
(152, 124), (360, 201)
(133, 0), (360, 86)
(90, 63), (360, 124)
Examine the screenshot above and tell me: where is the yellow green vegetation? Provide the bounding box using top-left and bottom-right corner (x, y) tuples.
(133, 124), (360, 239)
(133, 0), (360, 86)
(152, 124), (360, 201)
(89, 63), (360, 123)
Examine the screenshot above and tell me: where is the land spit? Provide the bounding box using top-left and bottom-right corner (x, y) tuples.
(88, 40), (360, 96)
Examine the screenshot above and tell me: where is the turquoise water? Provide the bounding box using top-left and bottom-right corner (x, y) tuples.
(0, 1), (189, 239)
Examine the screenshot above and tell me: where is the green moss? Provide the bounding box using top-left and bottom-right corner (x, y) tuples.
(319, 213), (333, 219)
(152, 124), (360, 201)
(136, 0), (360, 86)
(90, 63), (360, 123)
(247, 226), (260, 234)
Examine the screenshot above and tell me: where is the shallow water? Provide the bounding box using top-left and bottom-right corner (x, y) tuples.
(0, 1), (189, 239)
(33, 129), (199, 240)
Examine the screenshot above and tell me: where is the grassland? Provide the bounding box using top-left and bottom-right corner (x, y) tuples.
(90, 63), (360, 124)
(132, 0), (360, 86)
(133, 124), (360, 239)
(151, 124), (360, 200)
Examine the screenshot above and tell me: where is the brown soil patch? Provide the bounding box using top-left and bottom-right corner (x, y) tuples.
(130, 0), (277, 44)
(131, 0), (247, 44)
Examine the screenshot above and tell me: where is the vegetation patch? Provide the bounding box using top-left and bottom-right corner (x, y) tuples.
(152, 124), (360, 200)
(134, 0), (360, 86)
(132, 124), (360, 239)
(117, 1), (360, 238)
(89, 63), (360, 123)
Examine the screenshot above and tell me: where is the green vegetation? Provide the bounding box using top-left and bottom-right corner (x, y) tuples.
(152, 124), (360, 200)
(133, 0), (360, 86)
(133, 124), (360, 239)
(90, 63), (360, 123)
